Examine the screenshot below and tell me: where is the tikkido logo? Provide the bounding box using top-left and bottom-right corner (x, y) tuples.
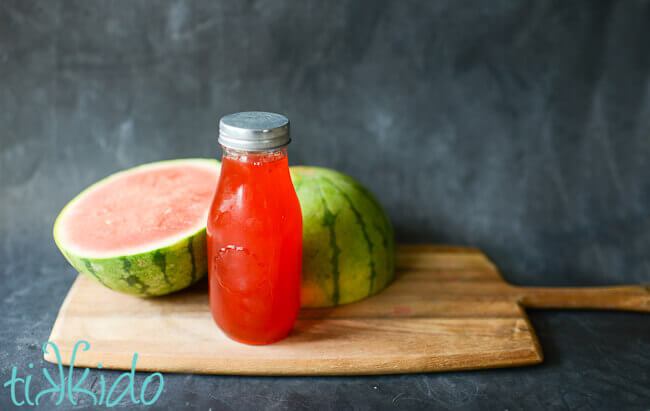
(3, 341), (164, 407)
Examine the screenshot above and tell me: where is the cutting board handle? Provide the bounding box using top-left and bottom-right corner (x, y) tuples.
(515, 285), (650, 312)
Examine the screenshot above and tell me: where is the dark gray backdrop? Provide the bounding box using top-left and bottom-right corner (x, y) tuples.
(1, 1), (649, 410)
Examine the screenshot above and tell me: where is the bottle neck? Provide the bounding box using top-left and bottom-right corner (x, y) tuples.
(221, 146), (288, 164)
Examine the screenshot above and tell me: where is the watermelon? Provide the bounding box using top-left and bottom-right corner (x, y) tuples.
(53, 159), (220, 296)
(290, 166), (396, 307)
(54, 159), (395, 305)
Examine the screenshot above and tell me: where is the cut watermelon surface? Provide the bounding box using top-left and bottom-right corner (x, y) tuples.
(54, 159), (220, 296)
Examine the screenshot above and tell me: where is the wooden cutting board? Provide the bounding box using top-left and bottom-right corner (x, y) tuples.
(46, 245), (649, 375)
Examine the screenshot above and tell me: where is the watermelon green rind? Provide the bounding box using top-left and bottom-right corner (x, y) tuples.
(290, 166), (396, 307)
(53, 158), (219, 297)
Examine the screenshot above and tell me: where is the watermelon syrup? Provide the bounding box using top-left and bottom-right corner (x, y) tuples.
(207, 112), (302, 344)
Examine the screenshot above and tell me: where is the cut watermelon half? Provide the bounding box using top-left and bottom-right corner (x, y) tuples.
(53, 159), (220, 296)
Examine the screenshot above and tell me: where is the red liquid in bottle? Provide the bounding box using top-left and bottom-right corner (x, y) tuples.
(207, 149), (302, 344)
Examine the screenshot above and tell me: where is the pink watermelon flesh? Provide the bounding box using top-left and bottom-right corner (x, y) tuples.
(58, 162), (218, 256)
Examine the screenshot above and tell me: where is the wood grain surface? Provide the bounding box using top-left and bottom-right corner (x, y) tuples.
(45, 245), (649, 375)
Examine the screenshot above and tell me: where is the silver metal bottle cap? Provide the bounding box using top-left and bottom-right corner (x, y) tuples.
(218, 111), (290, 151)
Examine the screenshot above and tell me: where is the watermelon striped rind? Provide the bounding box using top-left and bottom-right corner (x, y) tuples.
(290, 166), (396, 307)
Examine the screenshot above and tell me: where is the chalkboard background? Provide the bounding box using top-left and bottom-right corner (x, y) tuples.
(1, 1), (649, 409)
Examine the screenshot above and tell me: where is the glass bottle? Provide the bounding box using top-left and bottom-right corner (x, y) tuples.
(207, 112), (302, 345)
